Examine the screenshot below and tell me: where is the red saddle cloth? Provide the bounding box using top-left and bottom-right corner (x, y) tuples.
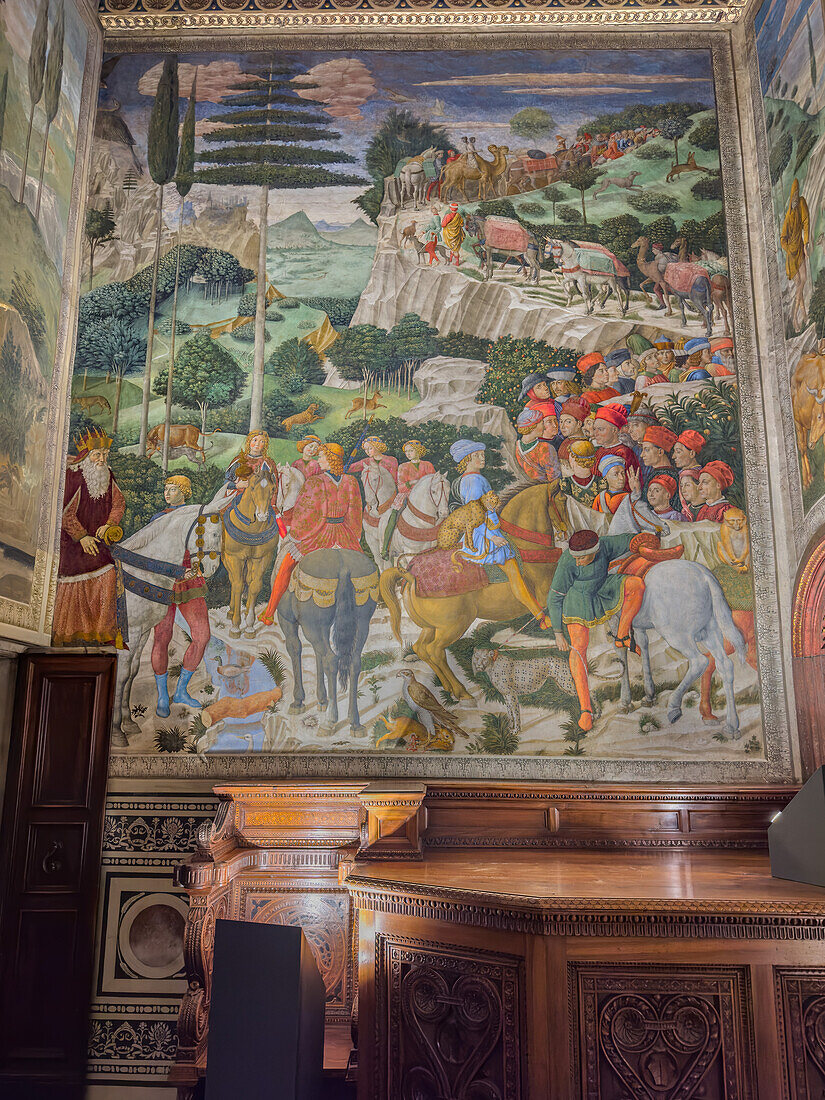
(408, 549), (489, 598)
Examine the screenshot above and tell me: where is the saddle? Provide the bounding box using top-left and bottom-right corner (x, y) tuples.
(611, 533), (684, 579)
(408, 549), (489, 599)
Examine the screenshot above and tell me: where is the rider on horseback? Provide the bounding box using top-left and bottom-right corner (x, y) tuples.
(449, 440), (550, 628)
(547, 528), (647, 732)
(382, 440), (436, 558)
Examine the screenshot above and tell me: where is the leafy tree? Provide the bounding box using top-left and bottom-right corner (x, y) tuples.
(327, 324), (393, 383)
(655, 383), (743, 507)
(436, 330), (492, 361)
(769, 133), (793, 185)
(0, 331), (35, 466)
(198, 58), (365, 431)
(599, 214), (644, 271)
(262, 385), (298, 436)
(810, 270), (825, 339)
(794, 120), (818, 174)
(35, 0), (63, 219)
(266, 337), (324, 386)
(556, 204), (579, 224)
(162, 68), (197, 473)
(18, 0), (48, 205)
(543, 185), (564, 220)
(657, 115), (691, 163)
(139, 54), (179, 457)
(691, 175), (724, 202)
(85, 205), (117, 295)
(390, 313), (438, 371)
(510, 107), (554, 143)
(0, 71), (7, 154)
(479, 337), (579, 424)
(354, 107), (450, 223)
(645, 216), (678, 251)
(74, 318), (145, 429)
(687, 116), (719, 152)
(564, 163), (604, 226)
(578, 101), (706, 137)
(627, 191), (680, 215)
(299, 296), (359, 328)
(152, 334), (245, 438)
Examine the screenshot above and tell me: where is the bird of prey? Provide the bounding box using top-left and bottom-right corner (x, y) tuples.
(397, 670), (469, 739)
(99, 55), (122, 90)
(94, 98), (144, 175)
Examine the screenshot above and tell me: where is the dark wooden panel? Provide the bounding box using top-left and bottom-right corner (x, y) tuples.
(0, 654), (115, 1095)
(776, 968), (825, 1099)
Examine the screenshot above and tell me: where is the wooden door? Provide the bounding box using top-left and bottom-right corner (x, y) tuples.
(0, 654), (115, 1099)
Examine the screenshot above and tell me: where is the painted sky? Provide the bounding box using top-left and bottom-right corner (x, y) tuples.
(103, 48), (715, 225)
(755, 0), (825, 97)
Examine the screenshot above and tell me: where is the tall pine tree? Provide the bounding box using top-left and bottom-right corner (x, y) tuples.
(161, 68), (197, 473)
(35, 0), (64, 220)
(19, 0), (48, 205)
(197, 57), (364, 431)
(138, 55), (179, 457)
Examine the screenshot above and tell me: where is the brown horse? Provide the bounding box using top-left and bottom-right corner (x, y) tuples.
(379, 484), (560, 699)
(222, 470), (281, 638)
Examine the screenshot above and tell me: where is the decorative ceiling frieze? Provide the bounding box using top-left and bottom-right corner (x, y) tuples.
(98, 0), (753, 32)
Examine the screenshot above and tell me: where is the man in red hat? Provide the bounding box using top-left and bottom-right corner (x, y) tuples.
(53, 429), (126, 647)
(557, 397), (589, 462)
(671, 429), (706, 471)
(646, 474), (683, 521)
(578, 353), (620, 405)
(697, 461), (735, 522)
(640, 424), (679, 507)
(590, 402), (641, 478)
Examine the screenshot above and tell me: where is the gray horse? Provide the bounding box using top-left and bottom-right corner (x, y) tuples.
(278, 549), (378, 733)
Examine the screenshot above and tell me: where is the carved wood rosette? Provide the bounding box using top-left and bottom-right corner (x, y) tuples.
(357, 782), (427, 860)
(571, 965), (755, 1099)
(377, 935), (525, 1100)
(776, 969), (825, 1098)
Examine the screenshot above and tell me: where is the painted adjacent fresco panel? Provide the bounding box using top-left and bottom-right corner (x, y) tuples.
(755, 0), (825, 511)
(58, 46), (764, 768)
(0, 0), (91, 638)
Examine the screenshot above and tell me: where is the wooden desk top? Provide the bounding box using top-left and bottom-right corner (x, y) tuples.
(345, 849), (825, 940)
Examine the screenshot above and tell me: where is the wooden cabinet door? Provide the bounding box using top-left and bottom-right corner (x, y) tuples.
(0, 654), (115, 1099)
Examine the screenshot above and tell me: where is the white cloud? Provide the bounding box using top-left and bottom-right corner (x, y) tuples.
(138, 61), (251, 104)
(293, 59), (376, 122)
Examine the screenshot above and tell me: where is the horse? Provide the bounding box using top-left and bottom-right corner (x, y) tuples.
(277, 549), (379, 734)
(222, 469), (283, 639)
(112, 494), (225, 745)
(359, 463), (397, 569)
(547, 239), (630, 315)
(379, 484), (560, 700)
(464, 214), (544, 285)
(607, 495), (747, 738)
(389, 473), (450, 564)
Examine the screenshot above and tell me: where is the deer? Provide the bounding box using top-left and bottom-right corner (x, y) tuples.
(345, 390), (387, 420)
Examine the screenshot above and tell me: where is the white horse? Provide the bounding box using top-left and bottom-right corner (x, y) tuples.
(607, 494), (747, 737)
(112, 490), (226, 746)
(359, 463), (397, 569)
(388, 472), (450, 563)
(548, 239), (630, 315)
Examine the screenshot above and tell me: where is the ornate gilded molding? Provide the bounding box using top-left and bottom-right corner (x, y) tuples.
(98, 0), (754, 31)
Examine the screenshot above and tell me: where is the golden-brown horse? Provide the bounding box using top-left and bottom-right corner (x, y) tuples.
(222, 470), (280, 638)
(379, 483), (560, 699)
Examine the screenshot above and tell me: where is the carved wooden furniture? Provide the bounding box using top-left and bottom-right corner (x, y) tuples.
(0, 654), (116, 1098)
(171, 781), (800, 1098)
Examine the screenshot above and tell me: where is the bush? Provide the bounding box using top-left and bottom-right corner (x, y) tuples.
(108, 453), (165, 536)
(478, 336), (579, 424)
(556, 204), (579, 223)
(156, 318), (191, 336)
(437, 330), (492, 361)
(299, 296), (360, 327)
(628, 191), (680, 215)
(203, 403), (250, 435)
(476, 198), (518, 220)
(266, 337), (325, 387)
(518, 201), (546, 216)
(262, 386), (298, 435)
(277, 297), (300, 309)
(267, 310), (284, 323)
(599, 214), (644, 271)
(688, 116), (719, 151)
(231, 320), (271, 343)
(237, 293), (257, 316)
(691, 175), (724, 202)
(635, 141), (671, 160)
(298, 319), (315, 331)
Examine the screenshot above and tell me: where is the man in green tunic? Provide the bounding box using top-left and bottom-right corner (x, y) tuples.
(548, 529), (646, 731)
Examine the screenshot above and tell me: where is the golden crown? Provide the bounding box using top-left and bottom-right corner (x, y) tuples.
(76, 428), (113, 454)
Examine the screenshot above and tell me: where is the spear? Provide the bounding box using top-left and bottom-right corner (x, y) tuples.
(344, 415), (376, 474)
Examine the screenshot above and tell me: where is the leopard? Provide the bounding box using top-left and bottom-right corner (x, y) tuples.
(471, 646), (575, 737)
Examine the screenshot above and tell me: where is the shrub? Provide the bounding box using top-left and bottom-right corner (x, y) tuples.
(231, 320), (271, 343)
(437, 330), (492, 361)
(518, 201), (546, 216)
(635, 141), (670, 160)
(556, 204), (579, 223)
(266, 337), (325, 386)
(691, 175), (724, 202)
(687, 116), (719, 151)
(628, 191), (680, 215)
(237, 292), (257, 316)
(298, 319), (315, 331)
(277, 296), (300, 309)
(262, 386), (298, 435)
(267, 310), (284, 323)
(478, 336), (579, 424)
(156, 318), (191, 336)
(299, 296), (360, 327)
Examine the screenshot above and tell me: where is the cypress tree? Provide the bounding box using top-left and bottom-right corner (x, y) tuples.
(35, 0), (64, 220)
(138, 55), (179, 457)
(197, 57), (364, 431)
(161, 68), (197, 473)
(19, 0), (49, 205)
(0, 72), (8, 155)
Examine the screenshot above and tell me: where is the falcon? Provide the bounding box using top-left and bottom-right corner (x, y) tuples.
(397, 670), (469, 740)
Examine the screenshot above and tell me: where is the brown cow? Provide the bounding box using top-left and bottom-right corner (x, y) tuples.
(791, 342), (825, 489)
(145, 423), (221, 463)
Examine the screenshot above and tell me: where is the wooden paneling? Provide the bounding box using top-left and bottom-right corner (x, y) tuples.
(776, 968), (825, 1099)
(0, 655), (115, 1098)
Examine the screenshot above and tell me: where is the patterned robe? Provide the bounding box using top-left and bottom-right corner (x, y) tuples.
(53, 464), (126, 646)
(292, 457), (320, 479)
(397, 459), (436, 493)
(516, 437), (560, 483)
(289, 472), (363, 556)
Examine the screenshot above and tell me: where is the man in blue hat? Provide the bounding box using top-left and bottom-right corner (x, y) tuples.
(680, 337), (713, 382)
(604, 348), (637, 395)
(448, 439), (548, 625)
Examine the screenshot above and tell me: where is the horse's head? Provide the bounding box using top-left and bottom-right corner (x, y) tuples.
(426, 472), (451, 521)
(245, 470), (275, 523)
(277, 463), (304, 511)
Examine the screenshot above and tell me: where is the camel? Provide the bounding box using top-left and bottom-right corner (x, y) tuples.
(672, 235), (733, 336)
(440, 145), (510, 203)
(631, 235), (668, 309)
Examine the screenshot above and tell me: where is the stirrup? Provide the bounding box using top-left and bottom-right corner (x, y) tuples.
(614, 631), (641, 656)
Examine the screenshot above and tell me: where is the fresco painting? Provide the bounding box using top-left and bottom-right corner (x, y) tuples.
(57, 47), (763, 762)
(0, 0), (88, 609)
(755, 0), (825, 510)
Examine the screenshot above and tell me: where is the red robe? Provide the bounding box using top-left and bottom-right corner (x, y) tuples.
(696, 498), (733, 523)
(290, 472), (363, 556)
(292, 457), (320, 479)
(53, 464), (126, 646)
(397, 459), (436, 492)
